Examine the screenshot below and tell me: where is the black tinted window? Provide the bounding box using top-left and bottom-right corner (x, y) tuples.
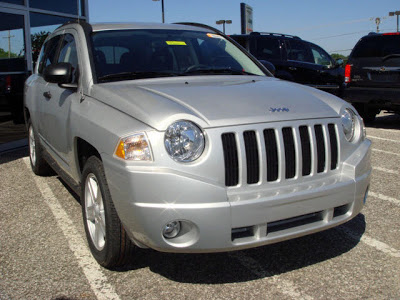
(29, 0), (79, 15)
(352, 35), (400, 58)
(255, 38), (281, 60)
(286, 40), (313, 63)
(38, 35), (61, 74)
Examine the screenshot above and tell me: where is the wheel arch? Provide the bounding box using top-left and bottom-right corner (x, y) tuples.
(75, 137), (102, 176)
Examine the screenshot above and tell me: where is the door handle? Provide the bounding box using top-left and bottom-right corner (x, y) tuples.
(43, 91), (52, 99)
(288, 67), (297, 71)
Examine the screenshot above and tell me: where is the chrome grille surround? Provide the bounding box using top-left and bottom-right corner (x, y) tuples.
(221, 118), (341, 188)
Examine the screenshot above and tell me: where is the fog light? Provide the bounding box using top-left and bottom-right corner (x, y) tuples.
(162, 221), (181, 239)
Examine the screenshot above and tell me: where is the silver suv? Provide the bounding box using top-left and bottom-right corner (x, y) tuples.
(24, 21), (371, 268)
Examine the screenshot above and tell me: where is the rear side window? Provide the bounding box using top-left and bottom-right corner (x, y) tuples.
(38, 35), (62, 74)
(255, 38), (281, 60)
(352, 35), (400, 58)
(285, 40), (313, 63)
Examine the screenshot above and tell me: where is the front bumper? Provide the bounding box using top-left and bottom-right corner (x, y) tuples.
(103, 139), (371, 253)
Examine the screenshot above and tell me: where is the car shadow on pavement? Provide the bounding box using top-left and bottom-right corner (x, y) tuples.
(0, 147), (28, 165)
(367, 112), (400, 130)
(115, 214), (365, 284)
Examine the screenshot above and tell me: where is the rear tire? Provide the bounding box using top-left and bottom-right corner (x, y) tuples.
(81, 156), (134, 268)
(28, 120), (52, 176)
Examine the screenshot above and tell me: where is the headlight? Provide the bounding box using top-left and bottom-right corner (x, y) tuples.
(341, 108), (356, 142)
(114, 133), (152, 161)
(164, 120), (205, 162)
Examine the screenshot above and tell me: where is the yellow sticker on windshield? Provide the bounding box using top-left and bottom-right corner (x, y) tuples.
(166, 41), (187, 46)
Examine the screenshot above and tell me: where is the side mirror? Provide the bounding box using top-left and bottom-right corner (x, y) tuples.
(43, 62), (73, 84)
(335, 59), (344, 67)
(259, 60), (276, 76)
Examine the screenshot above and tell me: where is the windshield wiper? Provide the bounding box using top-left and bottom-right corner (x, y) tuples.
(183, 67), (256, 76)
(98, 71), (178, 82)
(382, 54), (400, 61)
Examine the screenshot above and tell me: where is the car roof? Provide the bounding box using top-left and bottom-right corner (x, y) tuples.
(58, 21), (210, 33)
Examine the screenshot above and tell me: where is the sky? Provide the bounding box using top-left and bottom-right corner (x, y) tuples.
(89, 0), (400, 56)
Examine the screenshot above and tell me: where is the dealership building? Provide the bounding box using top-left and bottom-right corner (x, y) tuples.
(0, 0), (88, 74)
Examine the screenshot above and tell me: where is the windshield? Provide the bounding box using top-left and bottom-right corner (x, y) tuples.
(91, 29), (266, 82)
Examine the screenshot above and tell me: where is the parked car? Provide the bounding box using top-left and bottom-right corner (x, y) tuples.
(0, 59), (28, 123)
(343, 32), (400, 122)
(24, 21), (371, 268)
(230, 32), (344, 95)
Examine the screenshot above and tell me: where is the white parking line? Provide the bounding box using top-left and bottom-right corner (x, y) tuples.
(340, 227), (400, 258)
(373, 167), (399, 175)
(23, 158), (120, 300)
(372, 149), (400, 157)
(229, 252), (314, 300)
(368, 135), (400, 143)
(369, 191), (400, 206)
(368, 128), (400, 135)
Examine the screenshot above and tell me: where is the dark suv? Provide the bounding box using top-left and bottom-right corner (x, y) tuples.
(343, 32), (400, 122)
(231, 32), (344, 95)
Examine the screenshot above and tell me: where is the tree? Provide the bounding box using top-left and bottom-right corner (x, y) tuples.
(31, 31), (50, 63)
(331, 53), (348, 65)
(0, 47), (18, 59)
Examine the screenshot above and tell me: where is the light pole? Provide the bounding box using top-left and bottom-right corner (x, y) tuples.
(216, 20), (232, 34)
(389, 11), (400, 32)
(152, 0), (165, 23)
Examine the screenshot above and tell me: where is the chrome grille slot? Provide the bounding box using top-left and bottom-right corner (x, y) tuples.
(328, 124), (338, 170)
(282, 127), (296, 179)
(264, 129), (279, 182)
(243, 131), (260, 184)
(221, 133), (239, 187)
(299, 125), (312, 176)
(314, 124), (326, 173)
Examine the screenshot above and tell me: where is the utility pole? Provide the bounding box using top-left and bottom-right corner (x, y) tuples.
(216, 20), (232, 34)
(152, 0), (165, 23)
(2, 30), (15, 58)
(389, 11), (400, 32)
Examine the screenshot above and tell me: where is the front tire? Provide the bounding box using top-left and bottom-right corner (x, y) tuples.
(81, 156), (134, 268)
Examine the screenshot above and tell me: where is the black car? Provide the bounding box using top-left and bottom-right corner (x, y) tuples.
(231, 32), (344, 95)
(343, 32), (400, 122)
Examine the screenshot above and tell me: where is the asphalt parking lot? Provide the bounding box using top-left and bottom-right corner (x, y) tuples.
(0, 112), (399, 300)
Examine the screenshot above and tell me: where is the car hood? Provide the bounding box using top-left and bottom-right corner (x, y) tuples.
(90, 76), (342, 131)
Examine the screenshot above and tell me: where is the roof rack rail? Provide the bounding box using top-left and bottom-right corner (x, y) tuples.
(250, 31), (301, 40)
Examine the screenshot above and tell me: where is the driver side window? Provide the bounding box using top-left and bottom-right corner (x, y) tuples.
(310, 44), (332, 67)
(38, 35), (62, 75)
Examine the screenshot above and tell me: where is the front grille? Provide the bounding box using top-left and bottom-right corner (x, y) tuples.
(222, 122), (340, 187)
